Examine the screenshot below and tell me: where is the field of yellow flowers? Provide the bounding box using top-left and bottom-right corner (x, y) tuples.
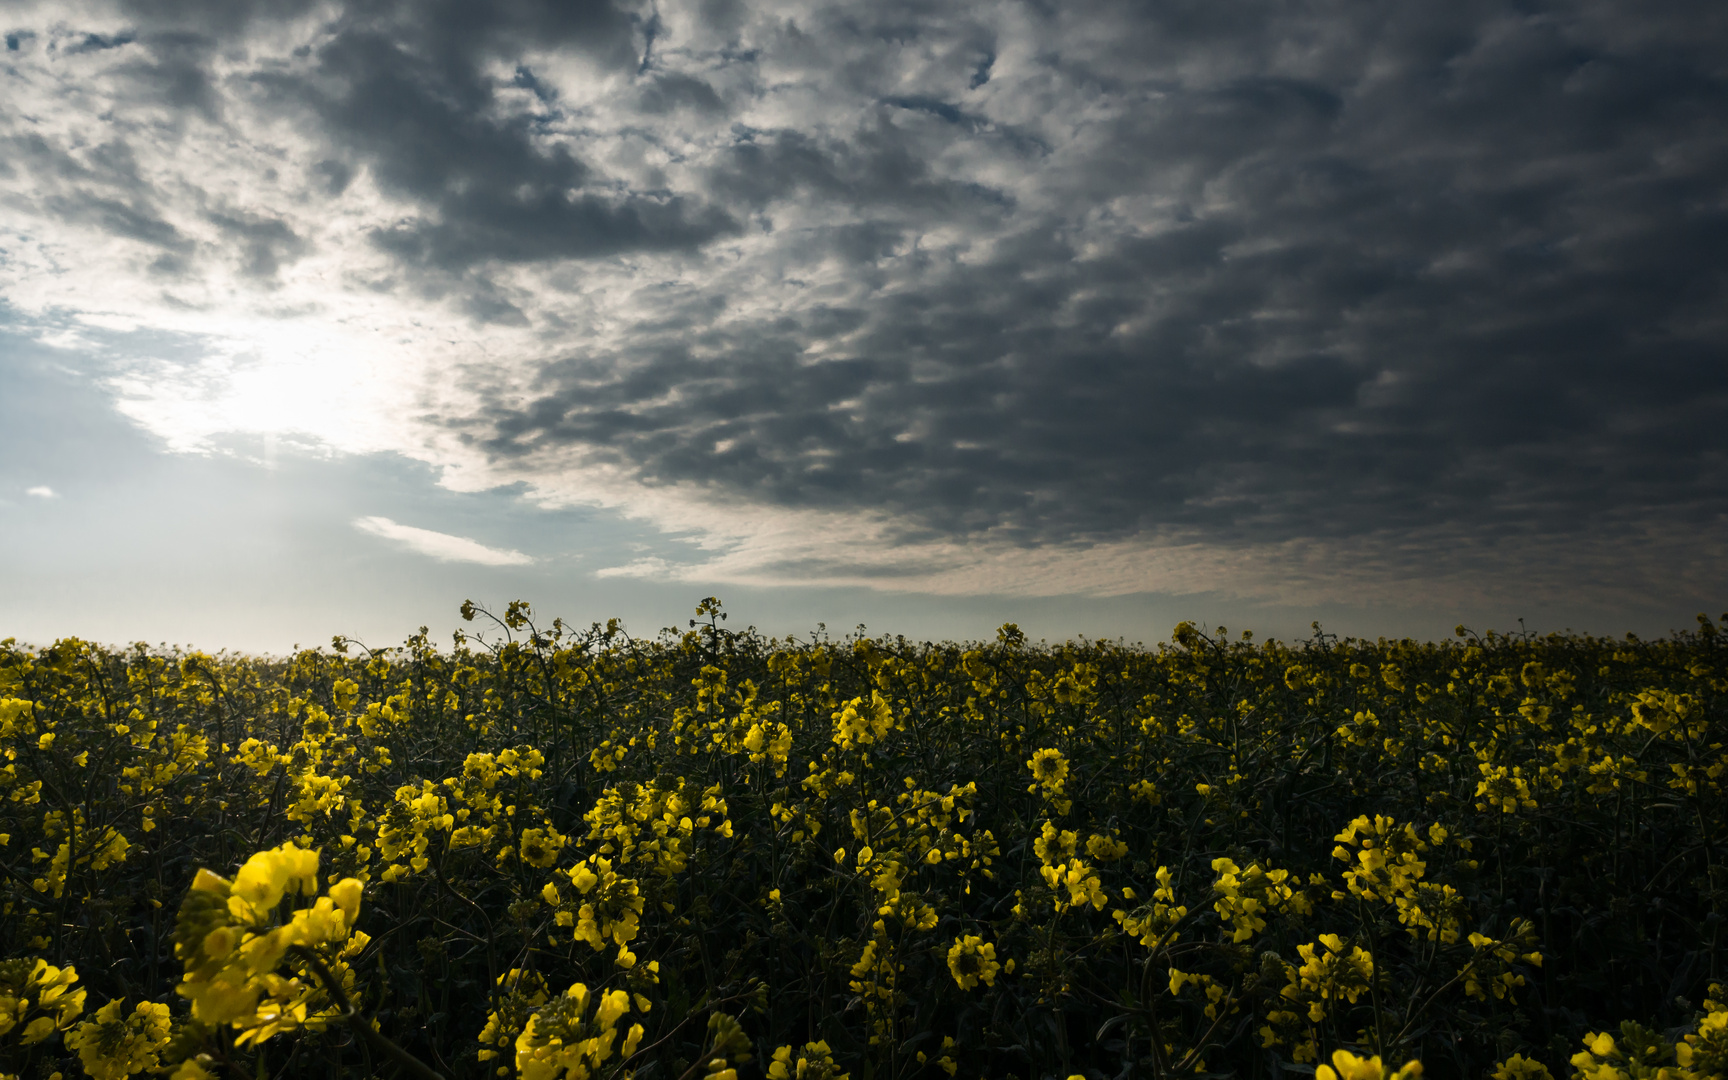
(1, 598), (1725, 1080)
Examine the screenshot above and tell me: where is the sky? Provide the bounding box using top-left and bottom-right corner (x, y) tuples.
(2, 0), (1726, 652)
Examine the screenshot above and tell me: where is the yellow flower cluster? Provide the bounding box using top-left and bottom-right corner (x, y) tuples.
(172, 843), (367, 1045)
(64, 1000), (170, 1080)
(1210, 857), (1309, 943)
(1112, 865), (1187, 948)
(1026, 748), (1073, 813)
(581, 776), (731, 878)
(29, 810), (131, 899)
(768, 1040), (847, 1080)
(830, 692), (896, 751)
(1462, 919), (1542, 1002)
(1263, 931), (1377, 1050)
(0, 958), (85, 1047)
(1332, 815), (1430, 903)
(1331, 815), (1468, 942)
(1566, 1003), (1728, 1080)
(1475, 763), (1540, 813)
(564, 856), (646, 966)
(1318, 1049), (1423, 1080)
(945, 935), (1001, 990)
(478, 969), (552, 1068)
(511, 982), (646, 1080)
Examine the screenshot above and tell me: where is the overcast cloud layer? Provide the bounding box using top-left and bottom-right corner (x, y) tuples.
(3, 0), (1726, 609)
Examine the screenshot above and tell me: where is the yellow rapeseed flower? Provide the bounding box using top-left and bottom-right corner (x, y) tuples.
(1316, 1050), (1422, 1080)
(66, 999), (172, 1080)
(945, 935), (1001, 990)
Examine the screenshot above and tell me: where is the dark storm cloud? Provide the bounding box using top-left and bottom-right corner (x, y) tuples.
(707, 120), (1016, 216)
(116, 31), (224, 120)
(8, 0), (738, 303)
(270, 13), (740, 271)
(44, 192), (189, 254)
(205, 210), (307, 280)
(463, 0), (1728, 556)
(62, 32), (134, 54)
(637, 72), (726, 115)
(113, 0), (321, 36)
(13, 131), (192, 254)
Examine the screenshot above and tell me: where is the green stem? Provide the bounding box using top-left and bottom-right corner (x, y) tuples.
(294, 948), (447, 1080)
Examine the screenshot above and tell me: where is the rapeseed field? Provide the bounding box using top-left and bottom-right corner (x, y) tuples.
(1, 598), (1724, 1080)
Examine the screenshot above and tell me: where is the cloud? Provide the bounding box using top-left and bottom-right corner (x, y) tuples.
(594, 556), (672, 579)
(353, 516), (533, 566)
(1, 0), (1725, 610)
(25, 486), (57, 498)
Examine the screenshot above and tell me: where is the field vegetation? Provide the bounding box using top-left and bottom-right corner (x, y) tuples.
(0, 599), (1724, 1080)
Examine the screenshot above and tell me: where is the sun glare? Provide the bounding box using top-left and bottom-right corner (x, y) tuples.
(106, 318), (418, 457)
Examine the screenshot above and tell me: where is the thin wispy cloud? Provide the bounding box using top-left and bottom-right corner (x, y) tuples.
(25, 487), (57, 499)
(593, 557), (674, 580)
(353, 517), (533, 567)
